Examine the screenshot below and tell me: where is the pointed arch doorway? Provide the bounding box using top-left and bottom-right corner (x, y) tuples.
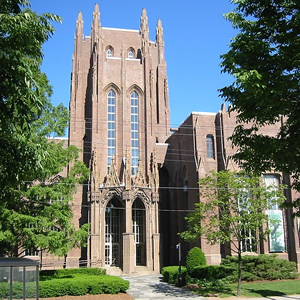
(105, 198), (123, 267)
(132, 198), (146, 266)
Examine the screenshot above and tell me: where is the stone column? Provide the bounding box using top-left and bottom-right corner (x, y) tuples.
(122, 190), (134, 273)
(123, 233), (135, 274)
(153, 233), (160, 273)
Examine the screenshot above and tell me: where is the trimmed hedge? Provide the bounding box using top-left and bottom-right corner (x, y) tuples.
(0, 282), (37, 299)
(40, 267), (106, 280)
(161, 266), (187, 285)
(39, 275), (129, 298)
(186, 247), (206, 274)
(221, 254), (298, 282)
(190, 265), (234, 281)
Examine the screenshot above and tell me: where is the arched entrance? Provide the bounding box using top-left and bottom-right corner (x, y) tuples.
(132, 198), (146, 266)
(105, 198), (122, 266)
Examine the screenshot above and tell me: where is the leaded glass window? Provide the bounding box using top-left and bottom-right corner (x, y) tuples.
(107, 90), (116, 173)
(131, 91), (139, 175)
(206, 135), (214, 159)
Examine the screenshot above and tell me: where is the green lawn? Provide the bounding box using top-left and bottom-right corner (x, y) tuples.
(191, 279), (300, 298)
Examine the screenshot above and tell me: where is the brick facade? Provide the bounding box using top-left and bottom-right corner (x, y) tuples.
(31, 5), (300, 273)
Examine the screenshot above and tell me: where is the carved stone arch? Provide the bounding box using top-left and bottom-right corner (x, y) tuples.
(103, 83), (121, 95)
(101, 188), (123, 207)
(133, 189), (151, 208)
(126, 84), (144, 98)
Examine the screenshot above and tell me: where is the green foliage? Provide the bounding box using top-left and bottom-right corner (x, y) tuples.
(180, 170), (286, 295)
(219, 0), (300, 203)
(161, 266), (187, 285)
(0, 1), (90, 257)
(186, 247), (206, 274)
(181, 171), (285, 250)
(0, 281), (37, 299)
(190, 265), (234, 281)
(40, 268), (107, 280)
(221, 254), (298, 282)
(39, 274), (129, 298)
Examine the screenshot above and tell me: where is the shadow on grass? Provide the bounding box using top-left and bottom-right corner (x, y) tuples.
(190, 281), (234, 297)
(243, 288), (286, 298)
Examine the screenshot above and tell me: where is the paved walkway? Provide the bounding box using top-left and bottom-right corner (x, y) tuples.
(122, 274), (300, 300)
(122, 274), (207, 300)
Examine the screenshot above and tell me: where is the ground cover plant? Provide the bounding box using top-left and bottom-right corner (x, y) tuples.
(221, 254), (298, 282)
(180, 171), (286, 295)
(191, 279), (300, 298)
(39, 268), (129, 298)
(163, 254), (299, 297)
(0, 268), (129, 298)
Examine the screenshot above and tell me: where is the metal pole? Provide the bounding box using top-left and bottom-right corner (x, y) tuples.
(176, 243), (183, 286)
(9, 266), (13, 300)
(36, 265), (39, 300)
(23, 266), (25, 300)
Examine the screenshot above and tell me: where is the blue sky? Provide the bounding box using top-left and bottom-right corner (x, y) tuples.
(30, 0), (237, 127)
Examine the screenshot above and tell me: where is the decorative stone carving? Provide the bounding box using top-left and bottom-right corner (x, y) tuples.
(100, 188), (123, 206)
(133, 159), (148, 187)
(89, 148), (99, 192)
(134, 189), (151, 207)
(104, 157), (120, 187)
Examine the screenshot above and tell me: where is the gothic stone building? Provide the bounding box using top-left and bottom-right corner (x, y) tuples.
(62, 5), (300, 273)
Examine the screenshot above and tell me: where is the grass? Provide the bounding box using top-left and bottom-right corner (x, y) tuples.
(189, 279), (300, 298)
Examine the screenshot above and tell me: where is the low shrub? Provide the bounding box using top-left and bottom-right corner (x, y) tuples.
(161, 266), (187, 285)
(0, 282), (37, 299)
(221, 254), (298, 282)
(40, 267), (106, 280)
(39, 275), (129, 298)
(191, 265), (234, 281)
(186, 247), (206, 274)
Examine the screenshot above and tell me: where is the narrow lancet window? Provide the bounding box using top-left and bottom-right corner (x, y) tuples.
(131, 91), (139, 175)
(107, 90), (116, 172)
(206, 135), (215, 159)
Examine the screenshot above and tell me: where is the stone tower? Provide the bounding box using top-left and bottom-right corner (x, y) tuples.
(69, 4), (170, 274)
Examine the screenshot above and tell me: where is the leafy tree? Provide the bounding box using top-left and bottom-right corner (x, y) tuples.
(0, 1), (90, 258)
(0, 0), (61, 198)
(219, 0), (300, 212)
(180, 171), (285, 295)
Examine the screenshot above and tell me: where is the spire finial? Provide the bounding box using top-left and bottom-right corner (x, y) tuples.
(156, 19), (164, 45)
(93, 3), (100, 25)
(140, 8), (149, 41)
(91, 4), (101, 46)
(76, 11), (84, 37)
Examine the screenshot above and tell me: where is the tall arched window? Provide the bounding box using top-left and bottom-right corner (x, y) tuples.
(107, 90), (116, 172)
(206, 135), (215, 159)
(105, 198), (121, 266)
(132, 198), (146, 266)
(131, 91), (139, 175)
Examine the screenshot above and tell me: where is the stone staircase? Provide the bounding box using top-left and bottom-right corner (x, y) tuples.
(106, 266), (158, 276)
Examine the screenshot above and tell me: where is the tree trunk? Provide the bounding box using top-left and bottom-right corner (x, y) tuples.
(237, 250), (242, 296)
